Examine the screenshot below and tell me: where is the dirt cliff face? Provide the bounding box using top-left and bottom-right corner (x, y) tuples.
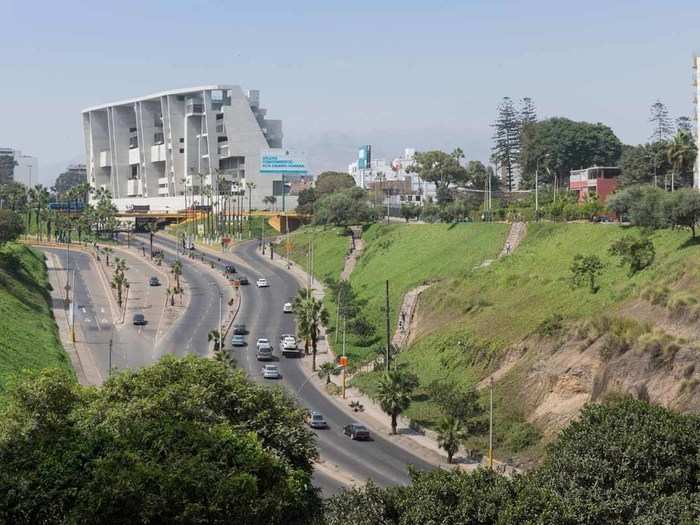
(497, 300), (700, 441)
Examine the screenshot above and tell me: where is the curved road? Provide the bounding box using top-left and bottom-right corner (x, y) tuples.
(149, 234), (435, 493)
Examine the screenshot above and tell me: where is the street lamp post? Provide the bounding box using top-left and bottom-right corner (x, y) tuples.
(488, 377), (494, 469)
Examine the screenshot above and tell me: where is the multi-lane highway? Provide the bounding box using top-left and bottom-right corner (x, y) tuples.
(149, 234), (435, 493)
(43, 233), (435, 495)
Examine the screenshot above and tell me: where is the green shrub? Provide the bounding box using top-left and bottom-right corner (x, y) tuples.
(666, 292), (699, 318)
(536, 313), (564, 337)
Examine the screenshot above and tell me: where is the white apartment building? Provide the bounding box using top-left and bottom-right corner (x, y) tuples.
(82, 85), (303, 211)
(0, 147), (38, 187)
(348, 148), (436, 203)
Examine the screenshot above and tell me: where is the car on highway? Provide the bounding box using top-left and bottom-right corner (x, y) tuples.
(343, 423), (370, 441)
(261, 364), (281, 379)
(256, 337), (270, 348)
(283, 302), (293, 313)
(307, 411), (328, 429)
(256, 342), (273, 361)
(231, 335), (246, 347)
(232, 324), (247, 335)
(132, 313), (147, 326)
(224, 264), (236, 274)
(238, 276), (249, 285)
(280, 334), (301, 357)
(256, 278), (269, 288)
(149, 276), (161, 286)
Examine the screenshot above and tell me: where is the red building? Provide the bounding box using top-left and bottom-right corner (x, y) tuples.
(569, 166), (620, 202)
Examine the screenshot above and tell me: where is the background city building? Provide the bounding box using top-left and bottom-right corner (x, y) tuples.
(82, 85), (304, 212)
(348, 147), (436, 205)
(0, 147), (38, 187)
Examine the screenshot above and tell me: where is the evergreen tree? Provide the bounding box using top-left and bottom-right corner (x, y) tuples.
(492, 97), (520, 191)
(519, 97), (537, 126)
(676, 115), (694, 137)
(649, 100), (673, 142)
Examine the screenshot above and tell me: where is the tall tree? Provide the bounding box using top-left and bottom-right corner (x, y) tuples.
(676, 115), (694, 137)
(0, 209), (24, 245)
(666, 130), (697, 191)
(519, 97), (537, 126)
(649, 99), (674, 142)
(54, 168), (87, 198)
(407, 149), (468, 204)
(492, 97), (521, 191)
(618, 142), (671, 187)
(0, 357), (320, 524)
(519, 117), (623, 189)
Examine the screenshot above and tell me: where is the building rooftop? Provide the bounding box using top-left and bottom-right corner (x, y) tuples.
(81, 84), (238, 113)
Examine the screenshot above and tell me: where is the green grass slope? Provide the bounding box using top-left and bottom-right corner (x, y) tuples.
(0, 243), (73, 402)
(285, 223), (509, 364)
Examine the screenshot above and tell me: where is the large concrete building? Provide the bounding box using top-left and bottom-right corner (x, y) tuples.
(82, 85), (304, 211)
(0, 147), (38, 187)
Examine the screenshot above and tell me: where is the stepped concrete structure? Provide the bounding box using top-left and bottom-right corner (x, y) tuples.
(82, 85), (304, 211)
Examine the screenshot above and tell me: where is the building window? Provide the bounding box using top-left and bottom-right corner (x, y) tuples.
(216, 113), (223, 120)
(179, 148), (184, 154)
(179, 138), (184, 143)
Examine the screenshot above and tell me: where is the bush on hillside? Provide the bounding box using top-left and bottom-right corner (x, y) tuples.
(324, 400), (700, 524)
(608, 235), (655, 275)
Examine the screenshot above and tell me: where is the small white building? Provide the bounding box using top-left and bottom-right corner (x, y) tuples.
(0, 147), (38, 187)
(348, 148), (436, 204)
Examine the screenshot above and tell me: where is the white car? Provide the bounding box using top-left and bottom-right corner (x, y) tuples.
(281, 334), (297, 350)
(256, 278), (269, 288)
(262, 364), (281, 379)
(256, 337), (270, 349)
(256, 342), (273, 361)
(283, 302), (293, 313)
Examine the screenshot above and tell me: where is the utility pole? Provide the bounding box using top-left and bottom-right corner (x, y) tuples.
(219, 291), (223, 353)
(108, 335), (113, 378)
(535, 160), (539, 219)
(342, 317), (347, 399)
(385, 280), (390, 372)
(489, 377), (494, 469)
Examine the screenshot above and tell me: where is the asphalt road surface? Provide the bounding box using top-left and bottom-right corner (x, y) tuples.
(149, 234), (436, 495)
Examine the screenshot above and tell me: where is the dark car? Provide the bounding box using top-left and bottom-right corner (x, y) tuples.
(224, 264), (236, 274)
(149, 276), (161, 286)
(232, 324), (247, 335)
(132, 313), (147, 326)
(238, 276), (249, 285)
(343, 423), (370, 440)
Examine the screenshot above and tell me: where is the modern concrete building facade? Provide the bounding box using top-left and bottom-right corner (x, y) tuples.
(0, 147), (38, 187)
(82, 85), (301, 211)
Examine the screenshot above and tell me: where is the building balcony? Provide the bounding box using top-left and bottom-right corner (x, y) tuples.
(153, 132), (164, 144)
(158, 185), (169, 196)
(128, 148), (140, 165)
(150, 144), (166, 163)
(158, 176), (169, 185)
(129, 136), (138, 149)
(98, 150), (111, 168)
(127, 179), (143, 197)
(186, 102), (204, 114)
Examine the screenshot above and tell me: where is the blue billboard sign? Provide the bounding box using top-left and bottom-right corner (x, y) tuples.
(260, 150), (308, 176)
(358, 145), (371, 170)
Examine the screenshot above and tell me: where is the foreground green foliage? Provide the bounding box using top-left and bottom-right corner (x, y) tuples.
(0, 356), (319, 524)
(0, 243), (72, 403)
(323, 400), (700, 525)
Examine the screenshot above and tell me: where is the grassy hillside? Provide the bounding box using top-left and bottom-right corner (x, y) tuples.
(284, 226), (349, 284)
(353, 223), (700, 459)
(0, 243), (73, 403)
(285, 223), (509, 363)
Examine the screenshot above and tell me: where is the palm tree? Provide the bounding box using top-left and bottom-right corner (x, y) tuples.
(103, 246), (113, 266)
(307, 296), (329, 372)
(376, 368), (416, 435)
(667, 130), (697, 192)
(246, 181), (256, 214)
(318, 361), (338, 385)
(208, 329), (222, 352)
(146, 222), (158, 258)
(293, 289), (312, 355)
(171, 260), (183, 293)
(111, 258), (129, 308)
(437, 416), (467, 464)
